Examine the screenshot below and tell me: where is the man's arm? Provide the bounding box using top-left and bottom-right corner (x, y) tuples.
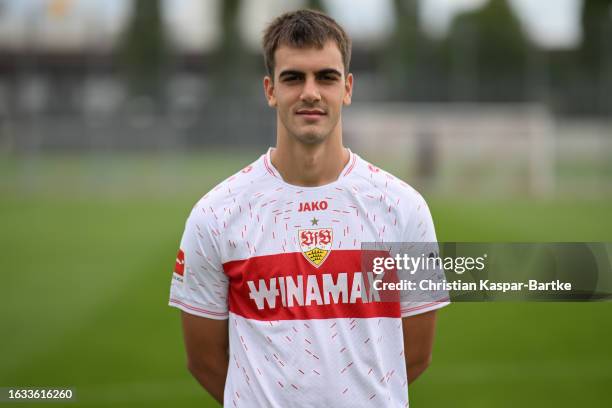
(181, 311), (229, 405)
(402, 310), (438, 384)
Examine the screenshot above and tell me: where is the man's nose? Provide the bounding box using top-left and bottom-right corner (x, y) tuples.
(300, 77), (321, 103)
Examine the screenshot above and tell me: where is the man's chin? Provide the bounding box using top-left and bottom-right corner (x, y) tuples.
(294, 132), (327, 145)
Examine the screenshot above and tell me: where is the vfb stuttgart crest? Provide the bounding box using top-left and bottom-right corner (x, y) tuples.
(298, 228), (333, 267)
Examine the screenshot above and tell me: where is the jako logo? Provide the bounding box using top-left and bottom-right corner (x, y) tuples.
(298, 200), (328, 212)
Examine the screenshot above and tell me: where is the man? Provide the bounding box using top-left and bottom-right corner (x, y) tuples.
(169, 9), (449, 407)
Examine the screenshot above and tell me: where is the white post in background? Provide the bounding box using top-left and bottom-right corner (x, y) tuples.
(529, 104), (555, 198)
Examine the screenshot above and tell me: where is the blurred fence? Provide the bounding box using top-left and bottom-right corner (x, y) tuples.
(345, 103), (612, 198)
(2, 99), (610, 200)
(0, 71), (276, 151)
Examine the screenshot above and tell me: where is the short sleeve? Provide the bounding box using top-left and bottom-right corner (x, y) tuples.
(399, 195), (450, 317)
(168, 206), (229, 320)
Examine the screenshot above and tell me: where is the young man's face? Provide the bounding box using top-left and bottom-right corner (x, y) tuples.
(264, 41), (353, 145)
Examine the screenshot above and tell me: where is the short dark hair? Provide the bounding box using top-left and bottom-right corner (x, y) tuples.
(262, 9), (352, 78)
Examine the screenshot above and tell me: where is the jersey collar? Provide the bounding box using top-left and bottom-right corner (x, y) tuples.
(263, 147), (357, 187)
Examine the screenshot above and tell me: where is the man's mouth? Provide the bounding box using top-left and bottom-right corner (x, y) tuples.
(296, 109), (326, 120)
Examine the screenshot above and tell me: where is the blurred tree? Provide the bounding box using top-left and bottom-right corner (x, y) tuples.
(206, 0), (266, 146)
(580, 0), (612, 113)
(382, 0), (425, 99)
(217, 0), (242, 64)
(210, 0), (251, 95)
(447, 0), (532, 101)
(116, 0), (167, 100)
(580, 0), (612, 69)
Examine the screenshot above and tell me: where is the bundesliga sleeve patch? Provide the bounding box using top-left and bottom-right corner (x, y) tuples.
(174, 249), (185, 276)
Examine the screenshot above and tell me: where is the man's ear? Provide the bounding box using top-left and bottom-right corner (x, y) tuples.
(343, 73), (353, 106)
(263, 76), (276, 108)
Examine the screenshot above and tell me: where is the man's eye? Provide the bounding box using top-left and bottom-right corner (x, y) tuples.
(320, 75), (337, 82)
(284, 76), (300, 82)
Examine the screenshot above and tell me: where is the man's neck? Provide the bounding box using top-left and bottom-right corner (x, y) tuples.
(271, 136), (349, 187)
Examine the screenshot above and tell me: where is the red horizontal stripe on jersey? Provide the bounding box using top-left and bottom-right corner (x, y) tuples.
(223, 250), (401, 321)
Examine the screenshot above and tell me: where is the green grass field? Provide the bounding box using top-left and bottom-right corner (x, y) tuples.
(1, 153), (611, 407)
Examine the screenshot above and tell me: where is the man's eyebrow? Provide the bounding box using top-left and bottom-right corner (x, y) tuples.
(278, 68), (343, 79)
(316, 68), (342, 77)
(278, 70), (304, 79)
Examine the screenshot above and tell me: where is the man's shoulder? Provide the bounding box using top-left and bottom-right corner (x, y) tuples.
(348, 153), (426, 206)
(348, 153), (435, 240)
(189, 153), (273, 218)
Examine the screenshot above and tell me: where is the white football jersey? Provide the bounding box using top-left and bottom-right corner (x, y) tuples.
(169, 148), (449, 407)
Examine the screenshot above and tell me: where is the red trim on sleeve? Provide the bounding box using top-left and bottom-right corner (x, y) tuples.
(400, 298), (450, 314)
(170, 298), (228, 317)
